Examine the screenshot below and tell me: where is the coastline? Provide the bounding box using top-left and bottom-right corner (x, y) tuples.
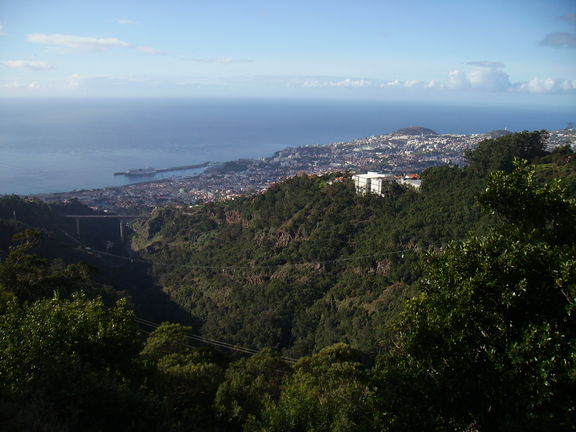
(2, 99), (575, 196)
(29, 127), (575, 212)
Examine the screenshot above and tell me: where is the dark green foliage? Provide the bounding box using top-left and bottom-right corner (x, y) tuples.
(393, 126), (438, 136)
(531, 145), (576, 199)
(0, 195), (197, 326)
(0, 229), (116, 304)
(217, 159), (253, 174)
(0, 195), (128, 256)
(215, 348), (290, 428)
(371, 163), (576, 431)
(133, 166), (489, 356)
(141, 322), (195, 362)
(478, 159), (576, 243)
(247, 343), (373, 432)
(130, 131), (564, 358)
(140, 322), (228, 431)
(1, 131), (573, 431)
(0, 293), (169, 431)
(465, 130), (547, 174)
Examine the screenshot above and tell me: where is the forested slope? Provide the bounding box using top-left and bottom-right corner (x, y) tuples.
(0, 195), (193, 323)
(131, 131), (562, 356)
(1, 131), (574, 431)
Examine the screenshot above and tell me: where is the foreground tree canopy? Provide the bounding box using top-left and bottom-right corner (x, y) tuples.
(0, 294), (169, 431)
(372, 161), (576, 431)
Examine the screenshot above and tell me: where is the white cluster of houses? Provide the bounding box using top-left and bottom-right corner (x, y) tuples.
(352, 172), (422, 196)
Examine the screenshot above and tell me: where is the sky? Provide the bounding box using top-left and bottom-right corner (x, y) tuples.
(0, 0), (575, 106)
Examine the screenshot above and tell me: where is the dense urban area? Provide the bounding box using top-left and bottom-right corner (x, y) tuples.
(34, 127), (576, 211)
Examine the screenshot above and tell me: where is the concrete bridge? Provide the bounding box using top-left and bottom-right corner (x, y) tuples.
(64, 214), (148, 241)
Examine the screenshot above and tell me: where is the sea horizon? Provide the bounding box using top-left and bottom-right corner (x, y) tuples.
(1, 98), (574, 196)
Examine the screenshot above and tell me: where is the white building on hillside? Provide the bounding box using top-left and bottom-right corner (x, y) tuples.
(353, 172), (422, 196)
(398, 174), (422, 189)
(353, 172), (395, 195)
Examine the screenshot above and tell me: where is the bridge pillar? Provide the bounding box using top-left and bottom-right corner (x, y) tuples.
(119, 219), (124, 242)
(75, 217), (80, 237)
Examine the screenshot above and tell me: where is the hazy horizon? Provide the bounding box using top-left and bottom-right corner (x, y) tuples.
(1, 98), (573, 195)
(1, 0), (574, 106)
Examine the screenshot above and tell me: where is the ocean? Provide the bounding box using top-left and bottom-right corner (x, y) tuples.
(0, 98), (574, 195)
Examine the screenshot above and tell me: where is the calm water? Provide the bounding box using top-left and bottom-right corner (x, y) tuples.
(0, 98), (574, 195)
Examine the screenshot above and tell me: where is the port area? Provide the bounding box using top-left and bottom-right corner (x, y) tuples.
(114, 162), (210, 177)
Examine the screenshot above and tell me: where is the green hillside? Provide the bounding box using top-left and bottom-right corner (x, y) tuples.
(1, 131), (574, 431)
(0, 195), (194, 324)
(131, 131), (563, 357)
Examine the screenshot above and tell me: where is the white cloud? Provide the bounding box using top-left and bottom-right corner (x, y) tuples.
(403, 79), (425, 88)
(26, 33), (164, 56)
(0, 60), (53, 70)
(66, 74), (82, 89)
(515, 78), (576, 94)
(1, 81), (27, 89)
(113, 18), (137, 25)
(300, 64), (574, 96)
(298, 58), (573, 96)
(182, 57), (253, 64)
(1, 80), (41, 89)
(443, 62), (511, 91)
(467, 67), (511, 91)
(104, 75), (161, 85)
(27, 33), (130, 51)
(1, 74), (171, 94)
(303, 78), (373, 88)
(135, 46), (164, 55)
(444, 70), (575, 94)
(381, 79), (438, 89)
(466, 61), (505, 69)
(62, 74), (166, 90)
(174, 78), (227, 87)
(383, 79), (402, 88)
(446, 70), (470, 89)
(0, 23), (5, 36)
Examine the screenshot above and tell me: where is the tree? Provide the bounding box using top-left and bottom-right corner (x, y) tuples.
(215, 348), (290, 428)
(465, 131), (548, 174)
(141, 322), (195, 362)
(371, 161), (576, 431)
(140, 322), (226, 431)
(0, 293), (167, 431)
(248, 343), (373, 432)
(0, 229), (115, 304)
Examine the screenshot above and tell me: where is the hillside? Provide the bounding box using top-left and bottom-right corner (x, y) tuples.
(1, 130), (574, 431)
(392, 126), (438, 135)
(1, 130), (570, 358)
(0, 196), (193, 324)
(130, 131), (562, 356)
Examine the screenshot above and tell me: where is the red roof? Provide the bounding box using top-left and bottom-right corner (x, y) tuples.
(405, 173), (421, 179)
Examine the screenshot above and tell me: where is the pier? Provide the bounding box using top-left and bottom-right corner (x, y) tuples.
(114, 162), (209, 176)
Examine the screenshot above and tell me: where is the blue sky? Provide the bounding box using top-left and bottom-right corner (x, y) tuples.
(1, 0), (575, 105)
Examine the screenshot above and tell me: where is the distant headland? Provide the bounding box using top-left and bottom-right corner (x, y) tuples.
(392, 126), (438, 136)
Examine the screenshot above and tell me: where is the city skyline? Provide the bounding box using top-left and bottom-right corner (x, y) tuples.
(1, 0), (575, 106)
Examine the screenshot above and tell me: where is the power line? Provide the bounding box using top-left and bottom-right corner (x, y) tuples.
(135, 316), (296, 363)
(60, 227), (452, 271)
